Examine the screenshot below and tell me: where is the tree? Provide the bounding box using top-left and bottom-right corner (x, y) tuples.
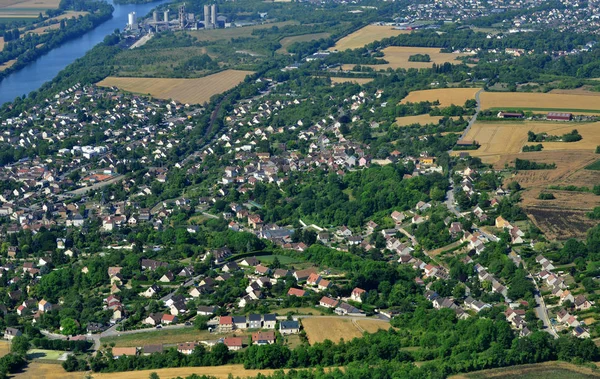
(11, 336), (29, 355)
(60, 318), (79, 336)
(149, 373), (160, 379)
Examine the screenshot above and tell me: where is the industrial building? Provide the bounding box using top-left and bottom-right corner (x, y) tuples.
(126, 3), (222, 32)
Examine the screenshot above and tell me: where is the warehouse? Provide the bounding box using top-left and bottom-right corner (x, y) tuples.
(547, 112), (572, 121)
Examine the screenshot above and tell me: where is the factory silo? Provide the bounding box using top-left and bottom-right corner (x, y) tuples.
(128, 12), (137, 27)
(204, 4), (210, 27)
(211, 4), (216, 25)
(164, 10), (169, 22)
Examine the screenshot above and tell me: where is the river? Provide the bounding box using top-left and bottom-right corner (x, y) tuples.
(0, 0), (170, 106)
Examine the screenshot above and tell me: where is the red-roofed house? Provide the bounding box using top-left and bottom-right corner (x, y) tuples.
(350, 288), (366, 303)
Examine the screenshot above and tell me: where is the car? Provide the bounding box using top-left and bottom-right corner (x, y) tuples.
(155, 325), (162, 329)
(184, 321), (191, 326)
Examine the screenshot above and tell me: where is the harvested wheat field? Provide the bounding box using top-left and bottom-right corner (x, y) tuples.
(97, 70), (254, 104)
(395, 114), (446, 126)
(0, 36), (4, 51)
(400, 88), (480, 108)
(0, 59), (16, 72)
(363, 46), (469, 70)
(0, 0), (60, 8)
(14, 363), (304, 379)
(333, 25), (411, 51)
(459, 121), (600, 163)
(302, 317), (389, 345)
(0, 341), (9, 358)
(25, 11), (89, 35)
(480, 91), (600, 112)
(330, 77), (373, 85)
(549, 87), (600, 97)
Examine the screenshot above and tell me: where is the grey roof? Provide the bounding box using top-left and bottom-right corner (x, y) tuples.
(280, 321), (299, 329)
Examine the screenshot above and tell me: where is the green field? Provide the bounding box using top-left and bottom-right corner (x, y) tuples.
(27, 349), (67, 361)
(258, 254), (304, 265)
(101, 328), (246, 347)
(189, 21), (297, 42)
(277, 32), (331, 53)
(585, 160), (600, 170)
(451, 362), (600, 379)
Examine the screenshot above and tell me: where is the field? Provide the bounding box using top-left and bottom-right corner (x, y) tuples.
(100, 328), (243, 347)
(24, 11), (89, 36)
(480, 91), (600, 112)
(0, 341), (10, 358)
(333, 24), (411, 51)
(13, 363), (293, 379)
(258, 254), (304, 265)
(329, 77), (373, 85)
(0, 0), (60, 19)
(97, 70), (254, 105)
(395, 114), (447, 126)
(449, 361), (600, 379)
(277, 32), (331, 53)
(27, 349), (68, 361)
(302, 317), (389, 344)
(400, 88), (480, 108)
(0, 58), (15, 71)
(360, 46), (469, 70)
(189, 21), (297, 42)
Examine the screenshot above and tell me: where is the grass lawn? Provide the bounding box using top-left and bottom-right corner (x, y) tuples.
(284, 334), (303, 349)
(273, 307), (324, 316)
(101, 328), (244, 347)
(27, 349), (67, 361)
(258, 254), (304, 265)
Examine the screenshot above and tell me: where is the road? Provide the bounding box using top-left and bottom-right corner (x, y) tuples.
(530, 273), (559, 338)
(460, 88), (483, 141)
(65, 174), (125, 196)
(445, 183), (461, 218)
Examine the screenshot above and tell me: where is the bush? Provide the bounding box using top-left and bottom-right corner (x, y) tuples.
(538, 192), (555, 200)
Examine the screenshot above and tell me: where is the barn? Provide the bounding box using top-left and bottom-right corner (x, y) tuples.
(547, 112), (572, 121)
(497, 111), (523, 119)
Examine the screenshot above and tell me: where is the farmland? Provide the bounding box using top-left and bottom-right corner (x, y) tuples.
(363, 46), (469, 70)
(24, 11), (89, 36)
(333, 24), (411, 51)
(479, 91), (600, 113)
(400, 88), (480, 108)
(100, 327), (242, 347)
(0, 59), (16, 71)
(0, 341), (9, 358)
(302, 317), (389, 344)
(0, 0), (60, 19)
(277, 32), (331, 54)
(395, 114), (447, 127)
(189, 21), (297, 42)
(449, 361), (600, 379)
(330, 77), (373, 85)
(97, 70), (254, 105)
(13, 363), (290, 379)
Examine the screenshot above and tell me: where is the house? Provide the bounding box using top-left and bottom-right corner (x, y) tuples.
(38, 299), (51, 313)
(112, 347), (138, 358)
(293, 268), (317, 282)
(222, 262), (239, 272)
(197, 306), (217, 316)
(233, 316), (247, 329)
(318, 279), (331, 290)
(391, 210), (405, 223)
(306, 273), (322, 286)
(273, 269), (290, 279)
(350, 287), (366, 303)
(495, 216), (511, 229)
(255, 265), (271, 276)
(240, 257), (259, 267)
(224, 337), (243, 351)
(319, 296), (339, 308)
(573, 326), (590, 339)
(335, 302), (363, 316)
(556, 308), (571, 324)
(159, 271), (175, 283)
(143, 344), (164, 355)
(252, 331), (275, 345)
(248, 314), (262, 329)
(140, 284), (160, 298)
(287, 288), (307, 297)
(263, 314), (277, 329)
(162, 314), (177, 325)
(143, 313), (163, 326)
(177, 342), (198, 355)
(574, 295), (592, 311)
(141, 259), (168, 271)
(560, 290), (575, 305)
(279, 320), (300, 335)
(218, 316), (233, 332)
(170, 300), (187, 316)
(3, 328), (21, 340)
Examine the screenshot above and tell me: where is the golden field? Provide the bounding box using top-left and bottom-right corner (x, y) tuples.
(480, 91), (600, 112)
(25, 11), (89, 36)
(97, 70), (254, 105)
(333, 24), (411, 51)
(330, 77), (373, 85)
(302, 317), (389, 345)
(395, 114), (447, 126)
(400, 88), (480, 108)
(363, 46), (469, 70)
(0, 59), (16, 72)
(0, 341), (9, 357)
(0, 0), (61, 19)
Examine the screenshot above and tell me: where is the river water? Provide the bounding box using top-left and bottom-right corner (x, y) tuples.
(0, 0), (170, 106)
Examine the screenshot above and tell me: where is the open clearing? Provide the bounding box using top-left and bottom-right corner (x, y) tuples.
(13, 363), (292, 379)
(361, 46), (469, 70)
(0, 341), (10, 357)
(277, 32), (330, 53)
(0, 58), (16, 71)
(449, 361), (600, 378)
(189, 21), (296, 42)
(302, 317), (389, 344)
(97, 70), (254, 105)
(100, 327), (246, 347)
(395, 114), (448, 126)
(333, 25), (411, 51)
(330, 77), (373, 85)
(480, 92), (600, 112)
(400, 88), (480, 108)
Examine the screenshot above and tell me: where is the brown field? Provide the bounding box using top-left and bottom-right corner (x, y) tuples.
(0, 341), (10, 357)
(395, 114), (446, 126)
(361, 46), (469, 70)
(302, 317), (389, 345)
(0, 0), (59, 9)
(458, 121), (600, 163)
(333, 24), (411, 51)
(189, 21), (296, 42)
(400, 88), (480, 108)
(549, 87), (600, 96)
(14, 363), (298, 379)
(0, 59), (16, 71)
(330, 77), (373, 85)
(278, 32), (331, 53)
(0, 36), (4, 51)
(480, 91), (600, 112)
(449, 361), (600, 379)
(97, 70), (254, 105)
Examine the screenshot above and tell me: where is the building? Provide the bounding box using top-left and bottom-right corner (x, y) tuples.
(319, 296), (339, 308)
(498, 111), (523, 119)
(350, 287), (366, 303)
(263, 314), (277, 329)
(547, 112), (572, 121)
(3, 327), (21, 340)
(177, 342), (198, 355)
(279, 320), (300, 335)
(143, 344), (164, 355)
(252, 331), (275, 345)
(224, 337), (243, 351)
(218, 316), (233, 332)
(248, 314), (262, 329)
(112, 347), (137, 358)
(287, 288), (307, 297)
